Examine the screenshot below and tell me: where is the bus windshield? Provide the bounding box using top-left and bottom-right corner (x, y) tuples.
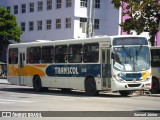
(113, 46), (150, 72)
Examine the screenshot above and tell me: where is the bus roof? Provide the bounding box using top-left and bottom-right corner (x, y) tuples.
(8, 35), (147, 48)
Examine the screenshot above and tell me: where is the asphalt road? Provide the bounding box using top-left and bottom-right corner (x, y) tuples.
(0, 79), (160, 120)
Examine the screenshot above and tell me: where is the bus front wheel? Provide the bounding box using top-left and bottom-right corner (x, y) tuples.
(119, 91), (131, 96)
(85, 77), (99, 96)
(150, 78), (159, 94)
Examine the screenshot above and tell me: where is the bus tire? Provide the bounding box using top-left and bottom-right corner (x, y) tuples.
(119, 91), (131, 96)
(150, 78), (159, 94)
(33, 75), (43, 92)
(85, 77), (99, 96)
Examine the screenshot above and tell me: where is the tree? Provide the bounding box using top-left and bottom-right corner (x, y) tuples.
(111, 0), (160, 46)
(0, 7), (22, 61)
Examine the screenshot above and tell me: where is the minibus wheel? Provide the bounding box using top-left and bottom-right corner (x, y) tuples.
(150, 78), (159, 94)
(85, 77), (99, 96)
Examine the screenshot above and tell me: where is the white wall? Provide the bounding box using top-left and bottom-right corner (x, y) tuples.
(104, 0), (119, 36)
(2, 0), (75, 42)
(0, 0), (120, 42)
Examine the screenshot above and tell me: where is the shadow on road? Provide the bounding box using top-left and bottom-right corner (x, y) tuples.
(0, 84), (135, 98)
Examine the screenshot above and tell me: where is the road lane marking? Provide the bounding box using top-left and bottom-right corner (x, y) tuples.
(0, 102), (14, 104)
(0, 99), (35, 104)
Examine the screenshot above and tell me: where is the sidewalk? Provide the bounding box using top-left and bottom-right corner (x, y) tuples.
(132, 90), (160, 97)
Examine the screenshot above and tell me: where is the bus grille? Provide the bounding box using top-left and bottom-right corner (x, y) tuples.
(121, 73), (141, 81)
(128, 84), (141, 87)
(126, 73), (141, 78)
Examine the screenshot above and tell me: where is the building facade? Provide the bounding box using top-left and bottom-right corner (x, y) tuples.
(1, 0), (159, 62)
(0, 0), (120, 42)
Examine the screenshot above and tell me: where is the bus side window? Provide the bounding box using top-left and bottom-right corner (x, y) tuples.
(68, 44), (82, 63)
(83, 43), (99, 63)
(151, 49), (160, 67)
(42, 46), (54, 63)
(27, 47), (41, 64)
(55, 45), (68, 63)
(8, 48), (18, 64)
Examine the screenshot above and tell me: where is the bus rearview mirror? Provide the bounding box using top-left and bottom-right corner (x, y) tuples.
(111, 52), (115, 59)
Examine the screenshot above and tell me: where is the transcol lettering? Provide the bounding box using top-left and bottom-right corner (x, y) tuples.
(55, 67), (79, 75)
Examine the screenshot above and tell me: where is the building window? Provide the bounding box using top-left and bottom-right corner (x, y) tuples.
(56, 0), (62, 9)
(14, 5), (18, 14)
(38, 1), (43, 11)
(95, 0), (100, 8)
(6, 6), (11, 12)
(66, 0), (71, 7)
(29, 21), (34, 31)
(21, 22), (25, 31)
(29, 3), (34, 12)
(21, 4), (26, 13)
(66, 18), (71, 28)
(46, 20), (52, 30)
(37, 21), (42, 30)
(80, 0), (87, 7)
(80, 18), (87, 28)
(94, 19), (99, 29)
(47, 0), (52, 10)
(56, 19), (61, 29)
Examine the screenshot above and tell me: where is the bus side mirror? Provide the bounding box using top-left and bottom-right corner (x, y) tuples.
(111, 52), (115, 59)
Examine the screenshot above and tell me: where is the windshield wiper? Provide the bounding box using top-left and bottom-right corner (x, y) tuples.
(122, 46), (137, 71)
(122, 45), (131, 59)
(136, 45), (143, 60)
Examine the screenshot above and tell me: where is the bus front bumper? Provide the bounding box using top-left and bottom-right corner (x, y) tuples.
(111, 79), (152, 92)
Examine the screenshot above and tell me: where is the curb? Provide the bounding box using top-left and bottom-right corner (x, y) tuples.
(147, 94), (160, 97)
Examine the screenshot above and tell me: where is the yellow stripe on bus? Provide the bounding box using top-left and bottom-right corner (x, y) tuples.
(141, 71), (150, 80)
(8, 65), (19, 76)
(8, 65), (45, 77)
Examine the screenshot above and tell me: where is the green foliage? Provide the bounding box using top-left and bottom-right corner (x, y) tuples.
(0, 7), (22, 44)
(111, 0), (160, 46)
(0, 7), (22, 61)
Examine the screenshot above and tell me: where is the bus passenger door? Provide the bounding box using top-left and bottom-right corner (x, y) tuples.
(101, 48), (111, 89)
(19, 53), (26, 85)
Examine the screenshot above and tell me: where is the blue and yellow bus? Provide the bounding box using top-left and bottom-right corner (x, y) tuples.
(7, 35), (151, 96)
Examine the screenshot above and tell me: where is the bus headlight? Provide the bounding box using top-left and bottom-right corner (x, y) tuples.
(141, 75), (151, 82)
(145, 75), (151, 81)
(113, 74), (124, 82)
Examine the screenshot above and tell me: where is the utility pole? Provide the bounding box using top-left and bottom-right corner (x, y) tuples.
(86, 0), (94, 38)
